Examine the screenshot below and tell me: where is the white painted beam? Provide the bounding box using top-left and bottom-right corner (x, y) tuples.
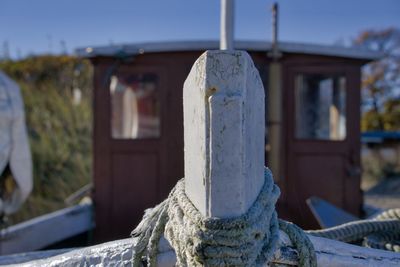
(0, 202), (93, 255)
(183, 50), (264, 218)
(9, 234), (400, 266)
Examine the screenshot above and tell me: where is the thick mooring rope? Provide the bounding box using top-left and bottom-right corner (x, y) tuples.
(131, 168), (316, 267)
(308, 208), (400, 252)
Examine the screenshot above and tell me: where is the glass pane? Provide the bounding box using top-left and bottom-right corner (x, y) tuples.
(295, 74), (346, 140)
(110, 73), (160, 139)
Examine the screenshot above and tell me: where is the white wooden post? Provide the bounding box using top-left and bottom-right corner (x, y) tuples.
(183, 50), (264, 218)
(220, 0), (234, 50)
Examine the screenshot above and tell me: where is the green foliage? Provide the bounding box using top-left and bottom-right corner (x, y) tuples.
(0, 55), (93, 224)
(355, 28), (400, 131)
(382, 99), (400, 130)
(361, 99), (400, 131)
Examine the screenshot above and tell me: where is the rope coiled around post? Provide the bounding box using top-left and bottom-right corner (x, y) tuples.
(131, 168), (316, 267)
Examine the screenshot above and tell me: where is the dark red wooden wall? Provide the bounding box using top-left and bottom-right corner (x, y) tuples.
(90, 51), (366, 241)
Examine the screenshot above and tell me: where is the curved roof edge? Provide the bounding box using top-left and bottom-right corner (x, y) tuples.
(76, 40), (382, 61)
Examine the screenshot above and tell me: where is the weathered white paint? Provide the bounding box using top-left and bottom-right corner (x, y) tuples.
(0, 249), (74, 265)
(220, 0), (234, 50)
(6, 238), (135, 267)
(183, 50), (264, 218)
(0, 202), (93, 255)
(306, 234), (400, 267)
(10, 233), (400, 266)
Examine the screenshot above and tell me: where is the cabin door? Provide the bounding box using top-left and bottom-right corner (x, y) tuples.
(284, 65), (361, 229)
(94, 64), (170, 241)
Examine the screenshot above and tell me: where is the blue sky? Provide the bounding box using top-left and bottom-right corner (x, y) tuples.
(0, 0), (399, 58)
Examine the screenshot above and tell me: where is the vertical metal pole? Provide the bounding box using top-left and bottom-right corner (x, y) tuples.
(220, 0), (234, 50)
(268, 3), (282, 182)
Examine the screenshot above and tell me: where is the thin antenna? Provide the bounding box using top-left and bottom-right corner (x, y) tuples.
(60, 40), (67, 55)
(220, 0), (234, 50)
(2, 41), (10, 60)
(47, 34), (53, 54)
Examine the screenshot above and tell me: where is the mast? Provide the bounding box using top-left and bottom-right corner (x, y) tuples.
(267, 2), (282, 182)
(220, 0), (234, 50)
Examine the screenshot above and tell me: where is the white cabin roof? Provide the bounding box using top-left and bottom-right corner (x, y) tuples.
(76, 40), (381, 61)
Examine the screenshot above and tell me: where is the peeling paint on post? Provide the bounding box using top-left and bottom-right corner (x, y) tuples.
(183, 50), (264, 218)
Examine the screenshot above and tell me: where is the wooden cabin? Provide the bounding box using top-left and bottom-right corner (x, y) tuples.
(77, 41), (380, 242)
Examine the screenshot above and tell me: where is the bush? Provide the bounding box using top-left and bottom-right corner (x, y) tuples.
(0, 55), (93, 224)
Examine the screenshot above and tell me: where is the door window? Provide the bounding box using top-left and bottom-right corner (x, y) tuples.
(295, 74), (346, 140)
(110, 73), (160, 139)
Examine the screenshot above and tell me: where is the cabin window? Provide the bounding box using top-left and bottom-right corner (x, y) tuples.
(295, 74), (346, 140)
(110, 73), (160, 139)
